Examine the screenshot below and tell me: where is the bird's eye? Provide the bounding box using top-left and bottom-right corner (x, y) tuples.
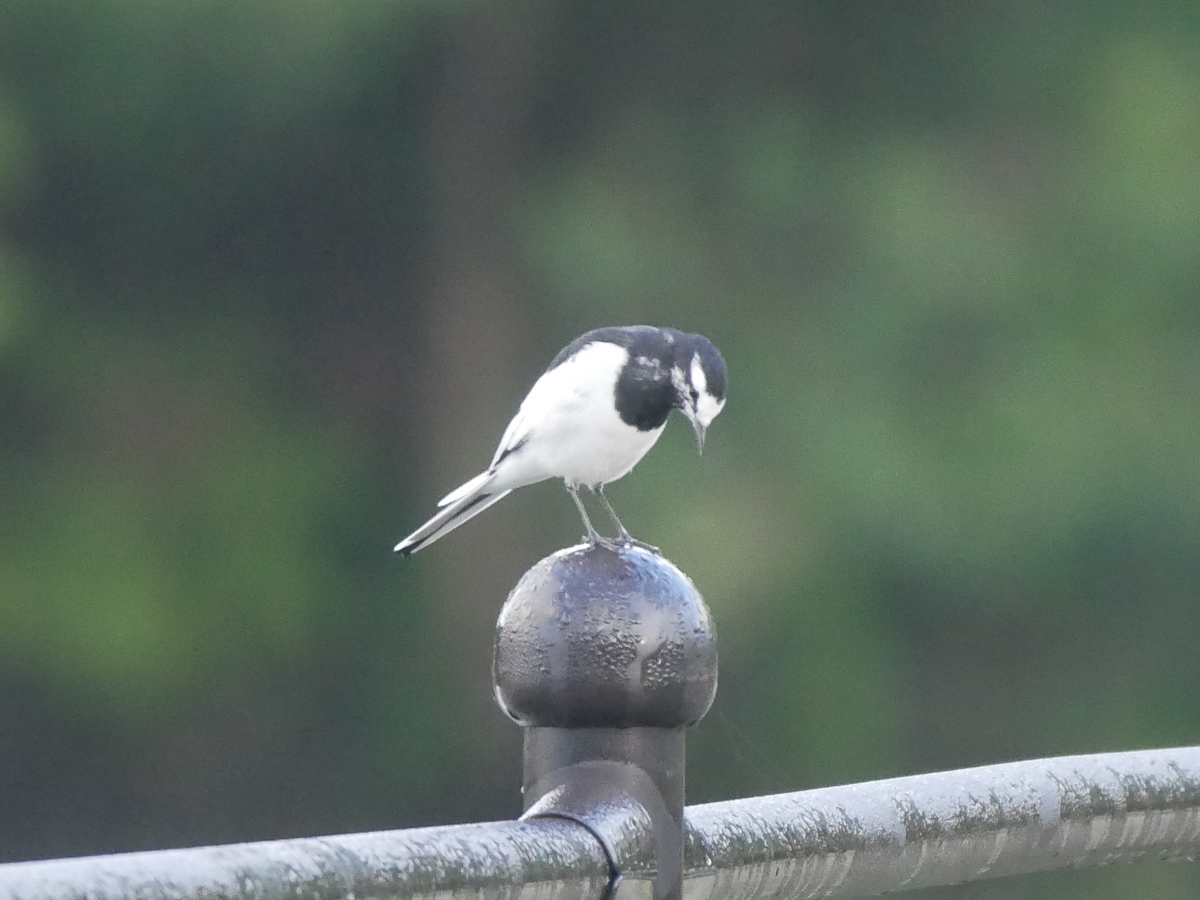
(690, 388), (699, 404)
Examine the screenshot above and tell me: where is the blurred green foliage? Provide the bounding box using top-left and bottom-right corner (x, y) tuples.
(0, 2), (1198, 897)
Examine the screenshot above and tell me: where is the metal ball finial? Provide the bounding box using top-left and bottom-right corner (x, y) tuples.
(493, 542), (718, 730)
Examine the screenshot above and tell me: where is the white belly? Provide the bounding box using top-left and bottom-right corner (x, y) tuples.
(524, 413), (665, 487)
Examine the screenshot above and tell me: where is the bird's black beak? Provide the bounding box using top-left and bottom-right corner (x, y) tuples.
(691, 417), (707, 455)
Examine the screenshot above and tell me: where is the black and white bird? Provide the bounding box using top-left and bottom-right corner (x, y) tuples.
(394, 326), (727, 555)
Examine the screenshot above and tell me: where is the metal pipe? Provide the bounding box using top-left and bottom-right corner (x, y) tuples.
(683, 745), (1200, 898)
(0, 818), (611, 900)
(0, 747), (1197, 900)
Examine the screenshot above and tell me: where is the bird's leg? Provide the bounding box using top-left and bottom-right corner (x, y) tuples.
(594, 486), (659, 555)
(593, 485), (631, 540)
(567, 484), (605, 546)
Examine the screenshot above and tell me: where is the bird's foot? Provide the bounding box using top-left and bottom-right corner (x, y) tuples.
(583, 533), (659, 555)
(618, 532), (661, 555)
(585, 533), (624, 553)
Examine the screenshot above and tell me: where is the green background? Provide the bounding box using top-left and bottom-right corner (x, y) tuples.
(0, 2), (1198, 897)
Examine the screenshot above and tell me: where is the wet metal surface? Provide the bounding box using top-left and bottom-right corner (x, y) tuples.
(682, 746), (1200, 899)
(493, 543), (718, 729)
(1, 747), (1197, 900)
(0, 819), (611, 900)
(524, 729), (686, 817)
(522, 759), (658, 900)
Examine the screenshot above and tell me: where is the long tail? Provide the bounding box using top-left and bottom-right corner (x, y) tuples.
(393, 471), (512, 556)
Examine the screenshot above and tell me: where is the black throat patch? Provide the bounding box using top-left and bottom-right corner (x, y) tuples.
(550, 326), (685, 432)
(614, 349), (677, 431)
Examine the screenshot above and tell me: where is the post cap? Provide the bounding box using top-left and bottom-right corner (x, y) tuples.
(493, 543), (718, 729)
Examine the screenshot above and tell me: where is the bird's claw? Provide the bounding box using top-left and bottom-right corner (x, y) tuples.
(619, 534), (661, 555)
(585, 533), (660, 555)
(586, 534), (620, 552)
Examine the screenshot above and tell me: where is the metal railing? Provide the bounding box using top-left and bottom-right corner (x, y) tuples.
(2, 545), (1197, 900)
(1, 746), (1197, 900)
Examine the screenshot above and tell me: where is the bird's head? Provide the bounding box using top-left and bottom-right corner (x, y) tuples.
(673, 335), (727, 454)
